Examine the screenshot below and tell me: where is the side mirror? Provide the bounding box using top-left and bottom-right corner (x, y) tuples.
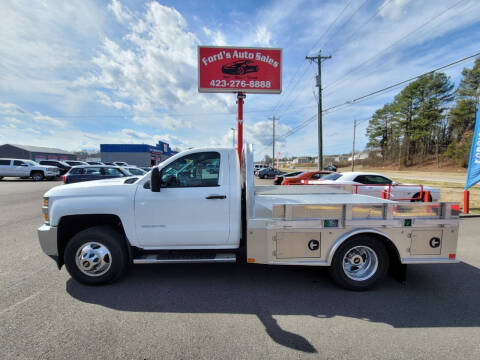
(151, 167), (161, 192)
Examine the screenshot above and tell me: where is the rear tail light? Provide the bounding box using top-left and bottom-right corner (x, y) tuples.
(61, 175), (66, 183)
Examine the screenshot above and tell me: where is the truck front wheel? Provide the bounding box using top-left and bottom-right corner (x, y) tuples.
(31, 171), (44, 181)
(64, 226), (128, 285)
(329, 236), (389, 291)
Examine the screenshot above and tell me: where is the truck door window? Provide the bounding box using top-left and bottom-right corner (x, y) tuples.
(161, 152), (220, 187)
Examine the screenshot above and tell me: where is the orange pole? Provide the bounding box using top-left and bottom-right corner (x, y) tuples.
(424, 190), (431, 202)
(464, 190), (470, 214)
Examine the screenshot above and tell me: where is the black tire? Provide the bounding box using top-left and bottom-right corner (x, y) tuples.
(31, 171), (44, 181)
(329, 236), (389, 291)
(64, 226), (128, 285)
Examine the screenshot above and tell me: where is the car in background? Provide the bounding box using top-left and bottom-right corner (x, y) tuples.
(113, 161), (128, 166)
(282, 170), (333, 185)
(86, 161), (104, 165)
(103, 162), (115, 165)
(123, 166), (147, 176)
(257, 167), (285, 179)
(324, 164), (337, 172)
(140, 167), (152, 172)
(305, 172), (440, 202)
(65, 160), (89, 167)
(254, 164), (269, 174)
(62, 165), (131, 184)
(273, 171), (303, 185)
(0, 158), (59, 181)
(38, 160), (71, 175)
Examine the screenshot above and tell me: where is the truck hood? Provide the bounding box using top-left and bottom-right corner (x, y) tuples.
(44, 177), (138, 197)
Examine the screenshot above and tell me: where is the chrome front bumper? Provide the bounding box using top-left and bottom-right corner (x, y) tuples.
(38, 224), (59, 264)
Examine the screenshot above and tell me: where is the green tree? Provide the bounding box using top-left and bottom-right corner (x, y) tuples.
(449, 57), (480, 139)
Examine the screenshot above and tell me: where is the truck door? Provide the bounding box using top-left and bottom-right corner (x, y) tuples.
(134, 151), (231, 247)
(12, 160), (29, 177)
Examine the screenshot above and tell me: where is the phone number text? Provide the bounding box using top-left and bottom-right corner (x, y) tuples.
(209, 80), (272, 88)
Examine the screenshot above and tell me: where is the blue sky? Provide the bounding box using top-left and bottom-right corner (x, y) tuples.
(1, 0), (479, 160)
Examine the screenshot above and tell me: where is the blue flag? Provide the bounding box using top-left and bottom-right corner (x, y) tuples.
(466, 107), (480, 190)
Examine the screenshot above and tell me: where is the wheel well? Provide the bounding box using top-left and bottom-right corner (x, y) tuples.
(57, 214), (129, 268)
(331, 232), (402, 269)
(30, 170), (43, 176)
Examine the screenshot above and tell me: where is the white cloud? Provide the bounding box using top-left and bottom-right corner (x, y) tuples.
(132, 113), (192, 130)
(0, 103), (26, 115)
(202, 26), (227, 46)
(78, 1), (229, 132)
(108, 0), (132, 23)
(254, 26), (272, 46)
(379, 0), (411, 20)
(96, 92), (131, 110)
(33, 112), (66, 127)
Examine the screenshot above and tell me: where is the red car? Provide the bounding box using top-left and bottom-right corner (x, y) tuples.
(282, 171), (333, 185)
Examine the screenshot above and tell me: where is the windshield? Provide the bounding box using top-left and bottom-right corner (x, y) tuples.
(127, 168), (146, 175)
(322, 173), (342, 181)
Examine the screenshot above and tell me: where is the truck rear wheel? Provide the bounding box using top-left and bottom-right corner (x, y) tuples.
(329, 236), (389, 291)
(64, 226), (128, 285)
(31, 171), (44, 181)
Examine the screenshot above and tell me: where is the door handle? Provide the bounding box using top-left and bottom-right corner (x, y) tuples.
(206, 195), (227, 199)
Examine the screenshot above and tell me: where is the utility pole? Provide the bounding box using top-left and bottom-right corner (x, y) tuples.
(230, 128), (236, 148)
(352, 119), (356, 171)
(306, 50), (331, 170)
(269, 115), (276, 168)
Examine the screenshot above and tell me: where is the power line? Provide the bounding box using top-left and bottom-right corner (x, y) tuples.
(269, 51), (480, 144)
(324, 0), (467, 92)
(269, 0), (354, 117)
(322, 0), (372, 51)
(327, 0), (393, 57)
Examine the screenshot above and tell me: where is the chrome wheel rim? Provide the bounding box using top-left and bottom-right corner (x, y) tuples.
(342, 245), (378, 281)
(75, 242), (112, 277)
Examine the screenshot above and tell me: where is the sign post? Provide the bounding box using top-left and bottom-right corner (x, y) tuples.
(237, 92), (245, 163)
(198, 46), (282, 166)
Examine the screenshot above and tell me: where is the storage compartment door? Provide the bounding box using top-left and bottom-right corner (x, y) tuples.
(276, 232), (321, 259)
(410, 230), (443, 255)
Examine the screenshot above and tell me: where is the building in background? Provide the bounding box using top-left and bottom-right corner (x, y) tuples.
(0, 144), (76, 161)
(100, 140), (178, 167)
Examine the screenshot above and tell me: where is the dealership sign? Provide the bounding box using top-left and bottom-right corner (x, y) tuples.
(198, 46), (282, 94)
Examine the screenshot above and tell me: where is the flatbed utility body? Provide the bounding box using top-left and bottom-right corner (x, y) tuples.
(38, 145), (459, 289)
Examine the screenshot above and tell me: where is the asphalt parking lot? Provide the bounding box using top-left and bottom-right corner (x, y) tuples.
(1, 179), (479, 359)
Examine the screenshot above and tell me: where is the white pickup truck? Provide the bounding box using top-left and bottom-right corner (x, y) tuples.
(0, 158), (60, 181)
(38, 146), (460, 290)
